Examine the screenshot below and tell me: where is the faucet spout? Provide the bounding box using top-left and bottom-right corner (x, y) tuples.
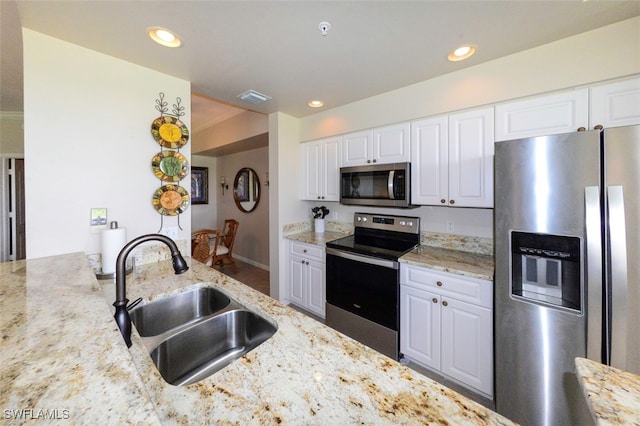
(113, 233), (189, 347)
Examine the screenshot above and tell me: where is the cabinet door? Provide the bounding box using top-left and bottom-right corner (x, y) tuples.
(411, 116), (449, 206)
(373, 123), (411, 164)
(342, 130), (372, 167)
(288, 255), (306, 307)
(322, 136), (342, 202)
(440, 297), (493, 397)
(400, 285), (441, 370)
(494, 88), (589, 141)
(590, 77), (640, 129)
(448, 107), (494, 208)
(300, 141), (322, 200)
(306, 259), (326, 318)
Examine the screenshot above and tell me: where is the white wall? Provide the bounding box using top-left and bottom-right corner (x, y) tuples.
(191, 155), (217, 230)
(23, 30), (191, 259)
(269, 112), (304, 300)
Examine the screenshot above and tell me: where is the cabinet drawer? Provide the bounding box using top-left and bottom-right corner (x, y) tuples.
(289, 241), (325, 263)
(401, 265), (492, 308)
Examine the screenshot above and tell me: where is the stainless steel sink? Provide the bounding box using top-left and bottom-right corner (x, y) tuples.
(129, 285), (277, 386)
(150, 309), (277, 386)
(129, 287), (231, 337)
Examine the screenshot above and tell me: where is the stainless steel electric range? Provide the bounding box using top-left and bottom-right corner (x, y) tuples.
(325, 212), (420, 359)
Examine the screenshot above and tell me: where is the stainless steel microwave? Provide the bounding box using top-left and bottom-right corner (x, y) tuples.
(340, 162), (414, 208)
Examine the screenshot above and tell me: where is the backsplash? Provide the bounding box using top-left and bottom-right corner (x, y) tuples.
(283, 220), (354, 236)
(283, 221), (493, 256)
(420, 232), (493, 256)
(86, 239), (189, 274)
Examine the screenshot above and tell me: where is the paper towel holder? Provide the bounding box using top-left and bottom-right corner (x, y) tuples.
(96, 221), (133, 280)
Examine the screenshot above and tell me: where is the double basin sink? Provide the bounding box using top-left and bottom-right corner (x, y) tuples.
(129, 286), (277, 386)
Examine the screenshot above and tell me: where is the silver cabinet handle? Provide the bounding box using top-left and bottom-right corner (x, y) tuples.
(607, 185), (628, 368)
(585, 186), (603, 363)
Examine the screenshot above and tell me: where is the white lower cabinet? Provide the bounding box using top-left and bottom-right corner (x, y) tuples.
(288, 241), (326, 318)
(400, 264), (493, 397)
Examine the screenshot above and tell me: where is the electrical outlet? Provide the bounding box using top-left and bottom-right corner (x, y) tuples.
(446, 221), (455, 233)
(161, 226), (179, 240)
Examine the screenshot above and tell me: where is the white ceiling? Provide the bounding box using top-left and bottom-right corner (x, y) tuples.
(2, 1), (639, 128)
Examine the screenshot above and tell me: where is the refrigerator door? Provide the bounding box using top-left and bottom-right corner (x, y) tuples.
(495, 130), (599, 425)
(604, 125), (640, 375)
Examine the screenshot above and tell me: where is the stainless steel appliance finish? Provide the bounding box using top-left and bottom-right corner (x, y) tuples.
(494, 125), (640, 425)
(326, 213), (420, 359)
(340, 162), (414, 208)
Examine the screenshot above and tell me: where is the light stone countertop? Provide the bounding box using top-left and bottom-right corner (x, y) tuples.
(284, 230), (348, 246)
(0, 253), (161, 424)
(575, 357), (640, 425)
(399, 246), (495, 281)
(1, 251), (514, 425)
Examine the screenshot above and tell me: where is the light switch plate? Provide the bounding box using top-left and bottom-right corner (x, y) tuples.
(90, 208), (108, 233)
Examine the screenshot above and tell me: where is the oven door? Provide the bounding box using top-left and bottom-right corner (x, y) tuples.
(325, 248), (399, 330)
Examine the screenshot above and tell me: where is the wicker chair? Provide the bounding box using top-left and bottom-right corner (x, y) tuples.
(190, 229), (221, 267)
(213, 219), (239, 272)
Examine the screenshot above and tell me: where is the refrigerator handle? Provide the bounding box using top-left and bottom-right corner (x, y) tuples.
(607, 185), (628, 369)
(585, 186), (603, 363)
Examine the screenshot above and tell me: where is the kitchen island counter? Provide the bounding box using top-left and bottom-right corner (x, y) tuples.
(575, 357), (640, 425)
(2, 252), (512, 425)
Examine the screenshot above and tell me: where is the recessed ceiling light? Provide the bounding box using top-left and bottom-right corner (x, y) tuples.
(148, 27), (182, 48)
(308, 100), (324, 108)
(448, 44), (476, 62)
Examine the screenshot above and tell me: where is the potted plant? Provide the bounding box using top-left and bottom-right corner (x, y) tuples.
(312, 206), (329, 233)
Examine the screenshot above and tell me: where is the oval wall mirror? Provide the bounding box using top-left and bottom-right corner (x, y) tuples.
(233, 167), (261, 213)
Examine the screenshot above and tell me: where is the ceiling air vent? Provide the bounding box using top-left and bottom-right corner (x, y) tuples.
(237, 89), (272, 104)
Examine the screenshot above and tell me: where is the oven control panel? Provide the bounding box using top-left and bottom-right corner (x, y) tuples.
(354, 213), (420, 234)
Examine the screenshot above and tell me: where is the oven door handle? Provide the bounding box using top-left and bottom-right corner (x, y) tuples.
(326, 248), (398, 270)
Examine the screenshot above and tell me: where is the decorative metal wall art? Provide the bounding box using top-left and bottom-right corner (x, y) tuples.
(150, 92), (190, 229)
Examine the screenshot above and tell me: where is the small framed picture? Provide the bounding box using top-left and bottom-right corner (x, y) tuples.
(191, 167), (208, 204)
(235, 169), (249, 202)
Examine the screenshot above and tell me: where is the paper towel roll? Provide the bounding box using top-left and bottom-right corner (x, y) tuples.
(101, 224), (127, 274)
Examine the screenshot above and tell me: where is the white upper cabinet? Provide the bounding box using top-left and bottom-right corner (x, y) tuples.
(590, 76), (640, 129)
(495, 89), (589, 141)
(448, 108), (494, 208)
(301, 136), (341, 201)
(411, 115), (448, 206)
(411, 107), (494, 208)
(342, 123), (410, 167)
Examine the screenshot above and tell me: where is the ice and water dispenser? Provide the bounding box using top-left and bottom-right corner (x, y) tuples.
(511, 232), (582, 312)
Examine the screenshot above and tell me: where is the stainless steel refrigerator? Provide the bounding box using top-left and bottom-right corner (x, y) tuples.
(494, 125), (640, 425)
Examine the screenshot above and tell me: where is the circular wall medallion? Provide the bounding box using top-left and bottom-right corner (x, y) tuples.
(151, 116), (189, 149)
(152, 184), (190, 216)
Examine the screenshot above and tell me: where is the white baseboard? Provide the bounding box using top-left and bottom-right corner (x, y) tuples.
(233, 254), (269, 271)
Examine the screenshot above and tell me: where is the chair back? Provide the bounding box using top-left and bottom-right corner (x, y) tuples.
(191, 229), (220, 265)
(221, 219), (239, 254)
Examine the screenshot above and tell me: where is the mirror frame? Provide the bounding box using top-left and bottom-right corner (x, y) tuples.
(233, 167), (261, 213)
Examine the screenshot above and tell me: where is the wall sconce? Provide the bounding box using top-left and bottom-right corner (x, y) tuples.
(220, 176), (229, 195)
(265, 172), (270, 187)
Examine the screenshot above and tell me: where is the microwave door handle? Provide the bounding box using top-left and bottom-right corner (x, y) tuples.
(388, 170), (395, 199)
